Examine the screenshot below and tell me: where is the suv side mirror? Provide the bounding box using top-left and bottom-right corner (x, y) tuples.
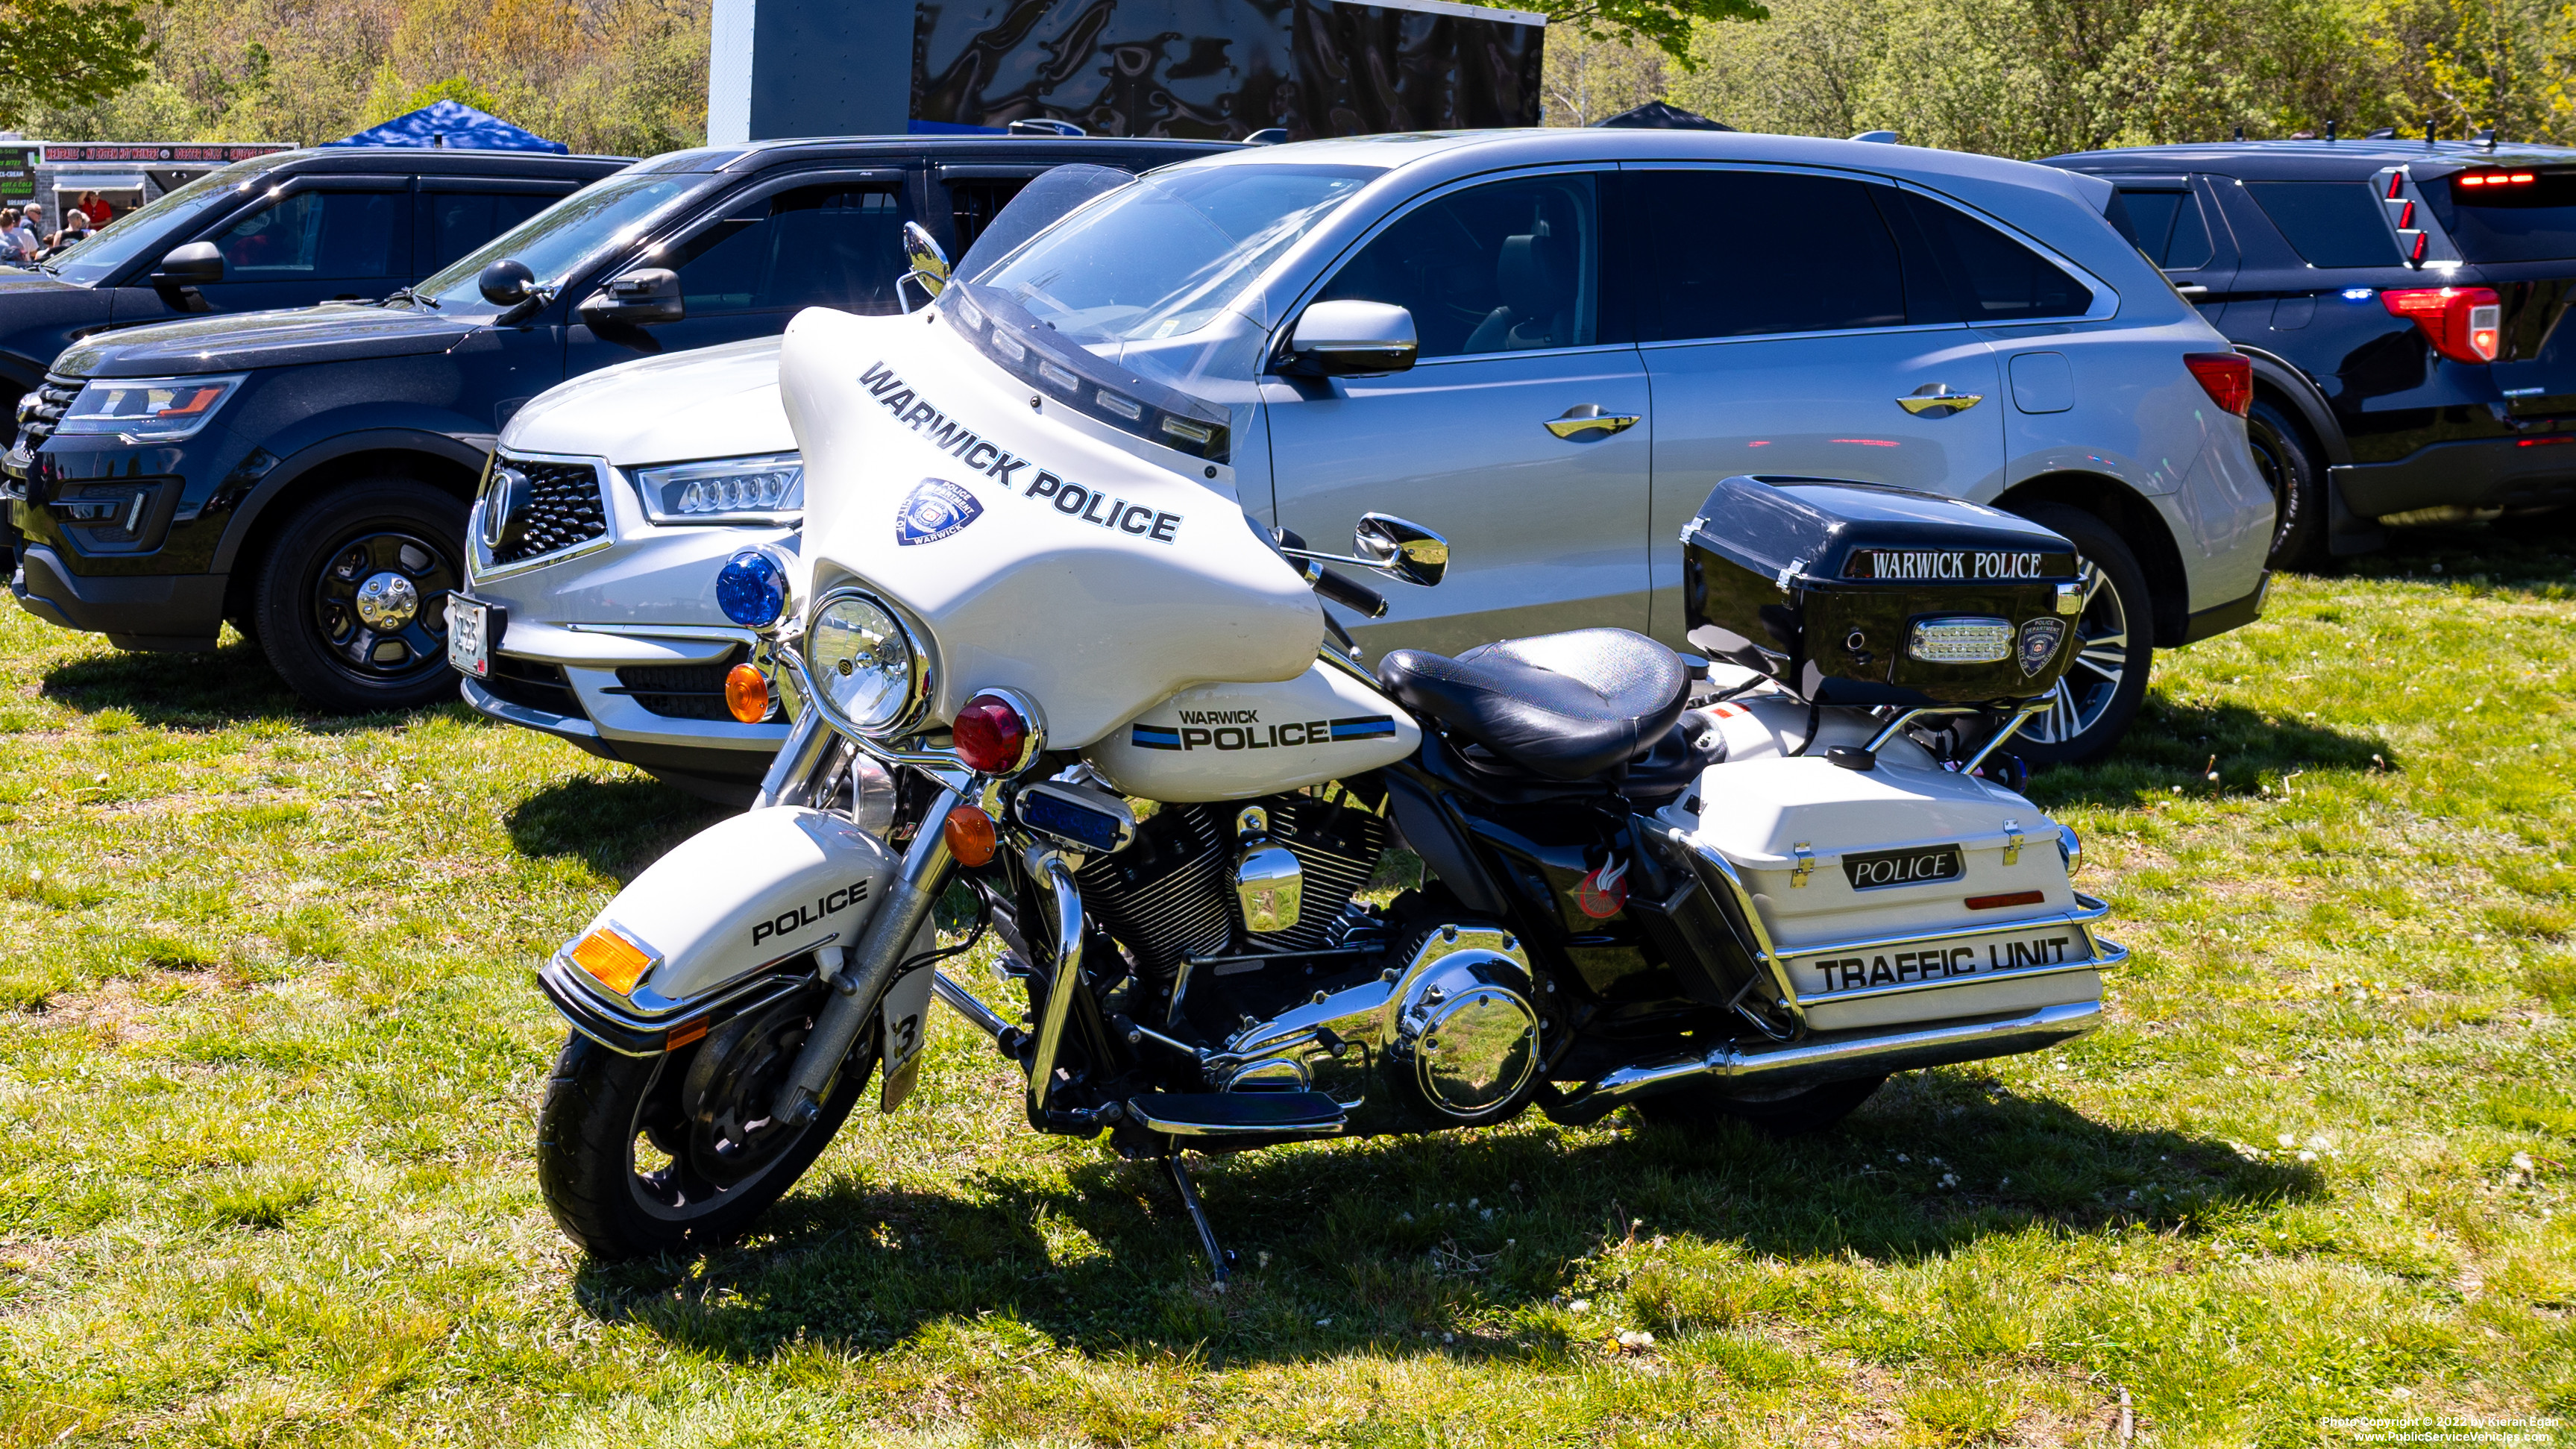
(899, 221), (950, 309)
(1355, 512), (1448, 587)
(151, 242), (223, 286)
(1287, 300), (1416, 375)
(578, 268), (684, 327)
(479, 258), (537, 307)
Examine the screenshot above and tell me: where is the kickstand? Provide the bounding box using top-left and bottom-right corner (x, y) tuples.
(1166, 1151), (1234, 1289)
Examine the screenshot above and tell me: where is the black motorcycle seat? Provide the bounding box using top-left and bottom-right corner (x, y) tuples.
(1377, 628), (1691, 781)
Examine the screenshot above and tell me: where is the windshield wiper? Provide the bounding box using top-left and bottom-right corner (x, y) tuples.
(381, 285), (439, 309)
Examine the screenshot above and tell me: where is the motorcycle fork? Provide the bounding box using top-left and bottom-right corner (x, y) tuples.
(776, 782), (961, 1125)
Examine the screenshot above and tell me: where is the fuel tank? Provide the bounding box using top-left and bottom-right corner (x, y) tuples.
(1085, 658), (1421, 802)
(779, 306), (1322, 748)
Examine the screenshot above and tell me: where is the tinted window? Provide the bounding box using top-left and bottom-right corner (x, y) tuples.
(1628, 169), (1906, 339)
(665, 186), (906, 315)
(1316, 173), (1598, 358)
(946, 177), (1031, 254)
(1909, 195), (2095, 319)
(2246, 181), (2401, 267)
(214, 189), (406, 279)
(2114, 186), (2214, 269)
(2427, 169), (2576, 262)
(427, 192), (556, 274)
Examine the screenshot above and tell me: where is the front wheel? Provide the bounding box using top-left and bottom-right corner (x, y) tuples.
(251, 479), (467, 714)
(536, 990), (873, 1261)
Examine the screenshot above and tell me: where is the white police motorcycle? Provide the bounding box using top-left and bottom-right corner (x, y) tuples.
(530, 232), (2124, 1272)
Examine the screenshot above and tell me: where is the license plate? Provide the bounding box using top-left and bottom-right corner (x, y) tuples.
(446, 594), (491, 678)
(1796, 924), (2085, 998)
(1843, 843), (1962, 890)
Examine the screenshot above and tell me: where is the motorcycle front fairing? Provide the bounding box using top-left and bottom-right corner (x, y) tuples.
(778, 300), (1322, 749)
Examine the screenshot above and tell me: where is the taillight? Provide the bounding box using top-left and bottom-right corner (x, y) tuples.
(2184, 352), (2253, 416)
(952, 691), (1032, 774)
(2382, 286), (2503, 363)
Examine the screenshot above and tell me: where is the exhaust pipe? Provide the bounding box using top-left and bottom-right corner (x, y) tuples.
(1541, 1000), (2102, 1125)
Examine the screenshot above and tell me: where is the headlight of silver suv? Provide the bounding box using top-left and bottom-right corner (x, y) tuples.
(629, 452), (802, 524)
(57, 374), (248, 443)
(803, 589), (929, 735)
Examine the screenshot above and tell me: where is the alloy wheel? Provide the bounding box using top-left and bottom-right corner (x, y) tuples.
(2018, 556), (2129, 748)
(623, 996), (819, 1224)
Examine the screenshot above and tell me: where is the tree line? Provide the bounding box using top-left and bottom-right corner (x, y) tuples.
(3, 0), (2569, 160)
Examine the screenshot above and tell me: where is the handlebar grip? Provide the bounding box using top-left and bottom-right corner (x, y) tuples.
(1313, 567), (1389, 620)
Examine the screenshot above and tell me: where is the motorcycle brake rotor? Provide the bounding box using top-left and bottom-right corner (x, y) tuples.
(678, 996), (817, 1188)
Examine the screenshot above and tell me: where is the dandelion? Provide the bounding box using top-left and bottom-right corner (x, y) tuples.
(1480, 1207), (1494, 1221)
(2511, 1151), (2536, 1171)
(1442, 1332), (1455, 1344)
(1568, 1298), (1592, 1313)
(1315, 1318), (1331, 1327)
(1614, 1329), (1656, 1352)
(2299, 1151), (2316, 1162)
(1466, 1197), (1478, 1208)
(1896, 1154), (1909, 1163)
(2278, 1133), (2298, 1148)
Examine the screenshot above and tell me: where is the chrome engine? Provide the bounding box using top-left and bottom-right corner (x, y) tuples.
(1074, 784), (1541, 1133)
(1209, 923), (1542, 1131)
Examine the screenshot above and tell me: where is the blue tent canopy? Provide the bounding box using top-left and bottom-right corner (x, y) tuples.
(327, 99), (568, 154)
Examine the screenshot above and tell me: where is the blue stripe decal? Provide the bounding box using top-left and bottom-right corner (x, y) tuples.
(1131, 724), (1184, 751)
(1328, 715), (1397, 740)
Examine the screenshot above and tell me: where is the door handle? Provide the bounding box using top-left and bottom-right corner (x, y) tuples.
(1895, 384), (1984, 418)
(1545, 404), (1641, 439)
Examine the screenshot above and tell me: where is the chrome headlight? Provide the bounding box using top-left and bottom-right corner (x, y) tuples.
(57, 374), (247, 442)
(629, 451), (803, 524)
(804, 590), (929, 735)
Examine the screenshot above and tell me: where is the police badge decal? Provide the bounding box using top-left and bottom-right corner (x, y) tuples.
(2017, 617), (2067, 677)
(895, 478), (982, 546)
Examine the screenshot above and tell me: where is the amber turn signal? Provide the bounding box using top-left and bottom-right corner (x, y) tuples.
(724, 662), (771, 723)
(570, 927), (654, 996)
(943, 803), (998, 867)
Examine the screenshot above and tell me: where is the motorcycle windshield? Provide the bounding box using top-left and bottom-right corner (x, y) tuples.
(971, 162), (1379, 400)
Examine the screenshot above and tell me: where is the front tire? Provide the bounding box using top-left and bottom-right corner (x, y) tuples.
(1999, 502), (2155, 768)
(536, 991), (873, 1261)
(1633, 1073), (1886, 1138)
(251, 479), (466, 714)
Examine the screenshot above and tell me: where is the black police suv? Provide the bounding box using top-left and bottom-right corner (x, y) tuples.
(7, 135), (1229, 712)
(0, 145), (629, 474)
(2047, 137), (2576, 565)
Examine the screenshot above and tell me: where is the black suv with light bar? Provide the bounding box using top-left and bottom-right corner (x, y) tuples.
(2045, 136), (2576, 565)
(6, 134), (1225, 712)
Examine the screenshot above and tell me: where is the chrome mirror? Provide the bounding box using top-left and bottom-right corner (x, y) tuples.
(1287, 299), (1416, 375)
(899, 221), (950, 310)
(1354, 513), (1447, 588)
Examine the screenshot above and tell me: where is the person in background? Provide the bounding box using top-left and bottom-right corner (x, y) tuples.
(16, 203), (45, 258)
(77, 191), (112, 227)
(54, 208), (91, 248)
(0, 208), (22, 263)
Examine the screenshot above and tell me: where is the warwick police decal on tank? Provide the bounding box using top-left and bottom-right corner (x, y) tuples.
(1085, 660), (1421, 802)
(896, 478), (982, 545)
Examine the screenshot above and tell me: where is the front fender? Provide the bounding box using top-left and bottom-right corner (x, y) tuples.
(545, 807), (900, 1055)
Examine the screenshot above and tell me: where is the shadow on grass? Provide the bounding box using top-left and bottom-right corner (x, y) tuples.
(38, 638), (306, 727)
(37, 636), (489, 734)
(568, 1069), (2323, 1365)
(505, 775), (725, 879)
(2032, 697), (2396, 810)
(2313, 505), (2576, 597)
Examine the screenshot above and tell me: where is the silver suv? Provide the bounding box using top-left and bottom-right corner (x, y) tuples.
(461, 128), (2273, 790)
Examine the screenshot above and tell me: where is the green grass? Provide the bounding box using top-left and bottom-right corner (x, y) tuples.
(2, 521), (2574, 1447)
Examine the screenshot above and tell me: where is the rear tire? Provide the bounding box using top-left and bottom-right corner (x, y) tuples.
(1997, 501), (2155, 768)
(2246, 397), (2325, 571)
(252, 479), (466, 714)
(537, 992), (873, 1261)
(1632, 1073), (1886, 1138)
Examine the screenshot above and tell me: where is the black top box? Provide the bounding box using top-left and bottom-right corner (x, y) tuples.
(1681, 476), (2084, 706)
